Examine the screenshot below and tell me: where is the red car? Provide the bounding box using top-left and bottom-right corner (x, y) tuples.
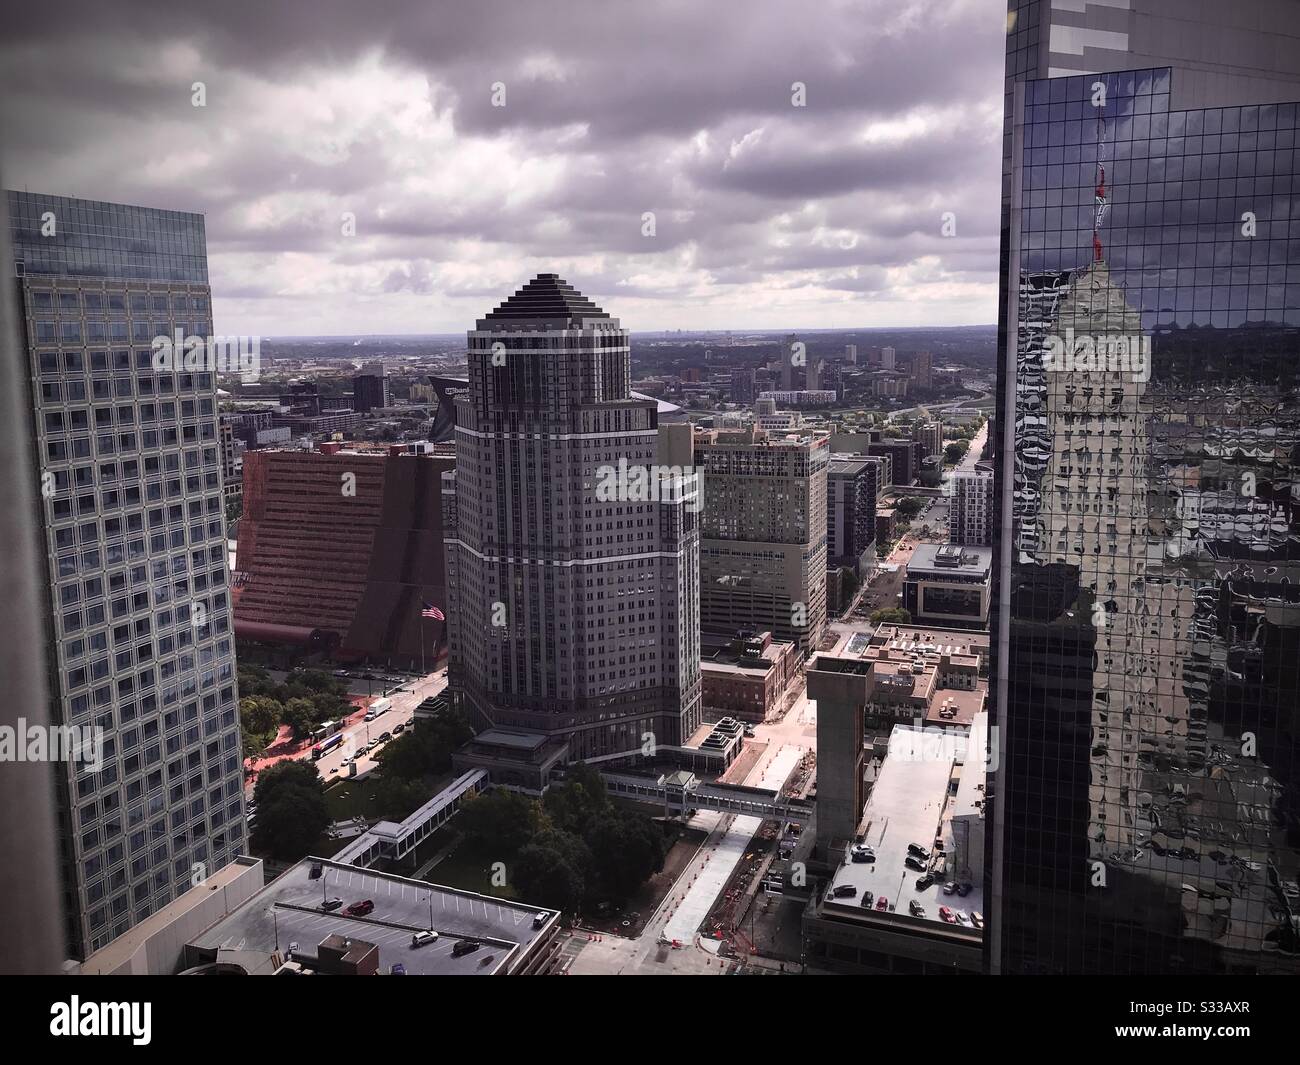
(939, 906), (956, 923)
(343, 899), (374, 917)
(875, 896), (888, 911)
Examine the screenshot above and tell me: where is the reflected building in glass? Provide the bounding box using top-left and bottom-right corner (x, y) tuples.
(990, 15), (1300, 973)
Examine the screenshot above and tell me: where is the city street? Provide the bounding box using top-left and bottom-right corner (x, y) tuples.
(314, 670), (449, 781)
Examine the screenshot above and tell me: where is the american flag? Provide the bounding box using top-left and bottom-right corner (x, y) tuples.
(421, 602), (445, 621)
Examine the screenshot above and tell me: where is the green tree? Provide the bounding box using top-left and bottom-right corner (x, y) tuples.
(513, 842), (585, 912)
(944, 440), (970, 464)
(456, 789), (544, 856)
(543, 763), (610, 834)
(250, 760), (330, 861)
(281, 697), (321, 740)
(870, 607), (912, 624)
(895, 496), (925, 521)
(586, 811), (666, 901)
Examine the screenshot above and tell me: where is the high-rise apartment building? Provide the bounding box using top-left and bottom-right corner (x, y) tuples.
(827, 457), (878, 575)
(352, 363), (389, 412)
(442, 275), (702, 767)
(880, 345), (896, 370)
(913, 420), (943, 460)
(951, 465), (994, 548)
(990, 1), (1300, 975)
(7, 191), (245, 958)
(695, 427), (829, 656)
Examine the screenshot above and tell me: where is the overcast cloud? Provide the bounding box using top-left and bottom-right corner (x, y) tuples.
(0, 0), (1005, 335)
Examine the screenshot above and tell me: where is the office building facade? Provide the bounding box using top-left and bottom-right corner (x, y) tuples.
(990, 1), (1300, 974)
(695, 428), (829, 656)
(8, 191), (245, 958)
(951, 466), (995, 548)
(442, 275), (702, 763)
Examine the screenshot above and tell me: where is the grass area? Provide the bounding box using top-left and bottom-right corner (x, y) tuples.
(425, 842), (520, 900)
(323, 775), (381, 821)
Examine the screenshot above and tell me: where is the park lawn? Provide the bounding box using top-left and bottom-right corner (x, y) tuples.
(425, 843), (520, 900)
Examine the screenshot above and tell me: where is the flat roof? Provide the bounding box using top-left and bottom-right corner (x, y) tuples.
(190, 858), (557, 976)
(908, 543), (993, 574)
(826, 726), (983, 933)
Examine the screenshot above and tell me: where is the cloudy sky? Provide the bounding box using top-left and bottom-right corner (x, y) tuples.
(1, 0), (1004, 336)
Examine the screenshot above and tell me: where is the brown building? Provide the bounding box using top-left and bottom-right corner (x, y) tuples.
(700, 630), (797, 722)
(235, 445), (452, 665)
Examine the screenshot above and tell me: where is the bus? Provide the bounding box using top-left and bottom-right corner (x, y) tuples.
(311, 721), (340, 743)
(311, 732), (345, 760)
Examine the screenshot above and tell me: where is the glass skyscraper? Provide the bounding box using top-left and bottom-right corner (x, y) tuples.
(990, 3), (1300, 975)
(7, 191), (245, 958)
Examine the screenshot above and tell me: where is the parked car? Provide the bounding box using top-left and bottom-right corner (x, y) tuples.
(390, 963), (407, 975)
(320, 897), (343, 912)
(939, 906), (956, 923)
(875, 896), (888, 911)
(851, 850), (876, 864)
(943, 881), (958, 895)
(860, 893), (875, 908)
(905, 855), (927, 872)
(832, 883), (857, 898)
(452, 939), (481, 958)
(956, 882), (973, 897)
(343, 899), (374, 917)
(916, 874), (935, 890)
(907, 843), (931, 860)
(378, 731), (392, 743)
(393, 721), (407, 734)
(532, 912), (549, 929)
(955, 911), (972, 926)
(411, 930), (439, 948)
(970, 912), (984, 929)
(909, 900), (925, 917)
(309, 862), (323, 880)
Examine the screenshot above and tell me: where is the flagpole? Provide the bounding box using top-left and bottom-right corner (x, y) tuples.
(420, 614), (426, 676)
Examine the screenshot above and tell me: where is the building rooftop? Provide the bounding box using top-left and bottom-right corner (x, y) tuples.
(481, 273), (609, 322)
(189, 857), (557, 976)
(908, 542), (993, 576)
(826, 726), (984, 933)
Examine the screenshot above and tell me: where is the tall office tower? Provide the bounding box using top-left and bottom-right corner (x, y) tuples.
(352, 362), (389, 413)
(806, 356), (822, 392)
(912, 420), (943, 460)
(950, 466), (994, 548)
(990, 2), (1300, 975)
(780, 333), (798, 390)
(6, 191), (245, 958)
(694, 427), (828, 656)
(442, 275), (702, 764)
(880, 346), (896, 370)
(826, 457), (878, 575)
(910, 349), (933, 391)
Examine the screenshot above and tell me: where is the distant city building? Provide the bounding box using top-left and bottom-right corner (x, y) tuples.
(826, 457), (878, 575)
(912, 420), (942, 459)
(871, 372), (908, 398)
(903, 543), (991, 629)
(219, 417), (242, 509)
(909, 350), (933, 391)
(442, 274), (701, 780)
(950, 466), (994, 547)
(757, 389), (836, 408)
(730, 366), (757, 403)
(866, 439), (922, 487)
(844, 343), (858, 366)
(352, 363), (389, 412)
(7, 190), (244, 957)
(880, 346), (896, 370)
(695, 426), (828, 657)
(806, 356), (821, 391)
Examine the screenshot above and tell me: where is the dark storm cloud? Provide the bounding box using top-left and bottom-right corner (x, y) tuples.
(0, 0), (1004, 332)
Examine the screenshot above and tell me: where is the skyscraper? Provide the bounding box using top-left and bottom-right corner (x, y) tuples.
(951, 466), (994, 548)
(7, 191), (245, 958)
(989, 2), (1300, 975)
(442, 275), (702, 766)
(695, 426), (829, 656)
(352, 362), (389, 412)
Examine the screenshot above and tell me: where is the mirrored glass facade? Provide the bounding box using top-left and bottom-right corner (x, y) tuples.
(994, 69), (1300, 974)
